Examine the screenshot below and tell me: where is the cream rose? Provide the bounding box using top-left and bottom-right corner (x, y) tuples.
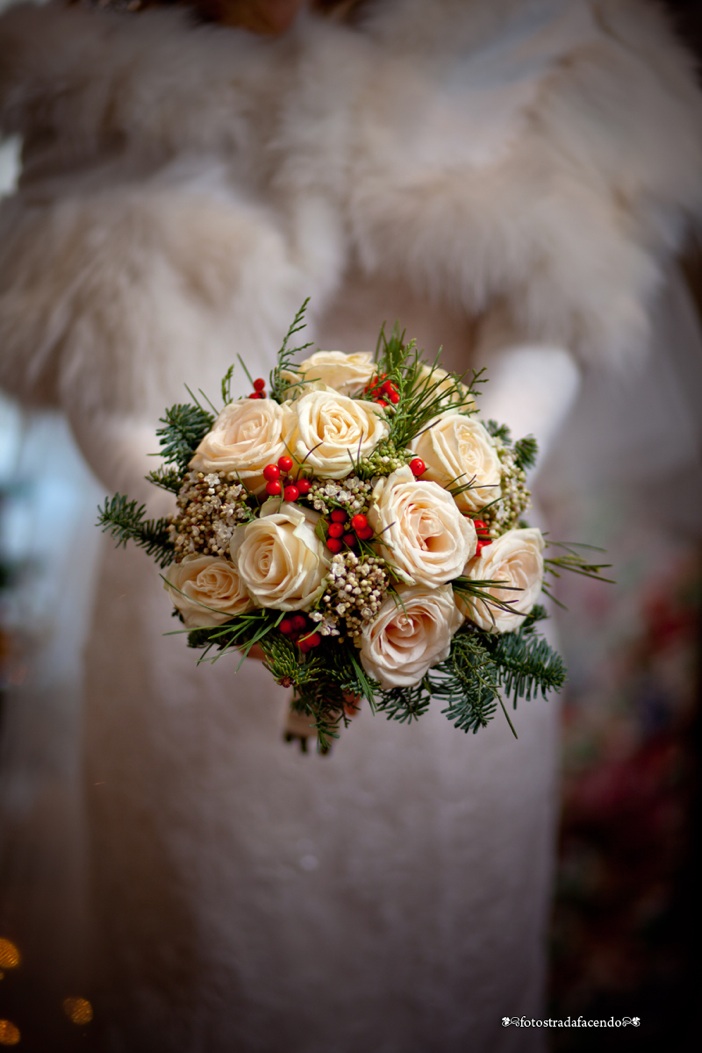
(287, 390), (389, 478)
(164, 555), (254, 628)
(411, 412), (501, 514)
(190, 399), (292, 494)
(230, 501), (328, 610)
(369, 466), (476, 586)
(282, 350), (377, 399)
(457, 527), (545, 632)
(359, 584), (464, 689)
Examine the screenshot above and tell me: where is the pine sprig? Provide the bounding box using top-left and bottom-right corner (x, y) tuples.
(269, 298), (314, 402)
(145, 465), (183, 494)
(97, 495), (174, 568)
(431, 630), (501, 733)
(369, 326), (480, 449)
(484, 623), (566, 703)
(373, 681), (433, 724)
(156, 403), (215, 472)
(544, 542), (614, 586)
(513, 435), (538, 471)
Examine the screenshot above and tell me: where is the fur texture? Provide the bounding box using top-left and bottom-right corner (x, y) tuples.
(0, 0), (701, 450)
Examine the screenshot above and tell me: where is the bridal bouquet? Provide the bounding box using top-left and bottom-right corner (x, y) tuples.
(99, 305), (607, 751)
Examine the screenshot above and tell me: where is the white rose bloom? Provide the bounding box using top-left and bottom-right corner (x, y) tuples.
(369, 466), (476, 586)
(282, 350), (377, 399)
(190, 399), (293, 494)
(457, 527), (545, 633)
(411, 412), (502, 514)
(230, 501), (328, 610)
(288, 390), (389, 478)
(359, 584), (464, 689)
(164, 555), (254, 629)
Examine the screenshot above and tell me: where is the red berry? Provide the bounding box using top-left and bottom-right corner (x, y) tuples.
(343, 533), (357, 548)
(296, 477), (311, 495)
(298, 639), (311, 653)
(330, 509), (347, 523)
(277, 455), (294, 473)
(253, 377), (266, 391)
(279, 617), (294, 635)
(356, 525), (374, 541)
(265, 480), (282, 496)
(328, 522), (345, 539)
(283, 485), (300, 502)
(263, 463), (281, 482)
(326, 538), (343, 554)
(409, 458), (426, 477)
(302, 632), (321, 649)
(350, 513), (368, 532)
(473, 519), (487, 531)
(387, 389), (401, 404)
(291, 614), (307, 632)
(376, 398), (388, 408)
(247, 392), (263, 399)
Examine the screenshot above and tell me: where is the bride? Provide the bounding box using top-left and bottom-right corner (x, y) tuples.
(0, 1), (700, 1049)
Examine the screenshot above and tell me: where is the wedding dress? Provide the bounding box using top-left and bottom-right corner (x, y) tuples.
(0, 2), (700, 1051)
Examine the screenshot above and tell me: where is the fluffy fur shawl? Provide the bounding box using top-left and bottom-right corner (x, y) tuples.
(0, 0), (701, 473)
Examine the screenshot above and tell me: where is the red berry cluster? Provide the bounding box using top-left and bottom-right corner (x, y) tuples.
(325, 509), (373, 554)
(263, 456), (312, 501)
(279, 613), (321, 653)
(248, 377), (268, 399)
(473, 518), (493, 556)
(365, 373), (400, 408)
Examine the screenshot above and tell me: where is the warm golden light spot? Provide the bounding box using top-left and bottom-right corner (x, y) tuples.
(0, 941), (20, 970)
(62, 997), (94, 1026)
(0, 1019), (21, 1046)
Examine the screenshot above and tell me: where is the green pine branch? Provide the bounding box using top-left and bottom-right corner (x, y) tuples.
(484, 619), (566, 703)
(544, 542), (614, 585)
(145, 465), (183, 494)
(513, 434), (538, 471)
(156, 403), (215, 472)
(268, 298), (314, 402)
(97, 495), (174, 568)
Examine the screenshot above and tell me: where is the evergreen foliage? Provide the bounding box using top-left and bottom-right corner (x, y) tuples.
(268, 298), (314, 402)
(95, 305), (612, 752)
(156, 402), (214, 473)
(513, 435), (538, 471)
(97, 495), (174, 568)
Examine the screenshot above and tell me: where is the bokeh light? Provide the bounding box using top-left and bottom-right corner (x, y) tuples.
(0, 1020), (20, 1047)
(0, 941), (20, 970)
(62, 997), (94, 1026)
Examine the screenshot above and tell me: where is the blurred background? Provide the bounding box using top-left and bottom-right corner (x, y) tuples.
(1, 1), (701, 1050)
